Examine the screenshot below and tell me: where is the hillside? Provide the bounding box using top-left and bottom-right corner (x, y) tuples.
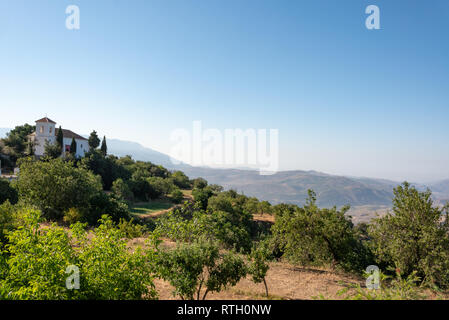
(181, 167), (395, 208)
(2, 130), (447, 217)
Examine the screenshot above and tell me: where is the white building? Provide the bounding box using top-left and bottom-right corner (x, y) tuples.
(30, 117), (89, 158)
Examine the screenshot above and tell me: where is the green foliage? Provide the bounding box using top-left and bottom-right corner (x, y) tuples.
(157, 195), (254, 252)
(0, 179), (18, 205)
(193, 177), (208, 189)
(170, 171), (191, 189)
(271, 190), (371, 272)
(71, 215), (157, 299)
(88, 130), (100, 151)
(0, 201), (21, 244)
(70, 137), (77, 156)
(86, 192), (130, 225)
(331, 269), (426, 300)
(100, 136), (107, 156)
(1, 209), (76, 299)
(63, 207), (83, 225)
(1, 124), (35, 163)
(170, 188), (184, 204)
(0, 210), (157, 300)
(117, 218), (146, 239)
(81, 151), (131, 190)
(157, 240), (247, 300)
(248, 239), (273, 297)
(112, 178), (134, 202)
(368, 182), (449, 288)
(156, 203), (209, 243)
(16, 158), (103, 220)
(43, 140), (62, 159)
(56, 126), (64, 149)
(192, 186), (215, 210)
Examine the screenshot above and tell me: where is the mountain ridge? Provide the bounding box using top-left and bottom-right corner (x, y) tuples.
(2, 128), (448, 211)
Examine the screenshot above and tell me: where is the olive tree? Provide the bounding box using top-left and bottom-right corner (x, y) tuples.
(157, 240), (247, 300)
(369, 182), (449, 288)
(16, 158), (103, 220)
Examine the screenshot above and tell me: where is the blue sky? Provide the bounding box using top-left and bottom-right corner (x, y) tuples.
(0, 0), (448, 182)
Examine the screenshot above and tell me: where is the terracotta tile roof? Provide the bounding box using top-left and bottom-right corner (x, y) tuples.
(55, 128), (88, 141)
(35, 117), (57, 124)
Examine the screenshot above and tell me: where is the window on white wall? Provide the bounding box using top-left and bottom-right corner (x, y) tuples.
(49, 127), (52, 134)
(40, 126), (44, 133)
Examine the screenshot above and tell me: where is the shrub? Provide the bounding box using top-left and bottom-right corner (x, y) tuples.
(368, 182), (449, 288)
(16, 158), (102, 220)
(170, 171), (191, 189)
(323, 269), (427, 300)
(117, 218), (146, 239)
(71, 216), (157, 299)
(111, 178), (134, 202)
(170, 188), (184, 204)
(248, 239), (273, 297)
(0, 179), (18, 205)
(0, 210), (158, 300)
(271, 190), (371, 272)
(63, 208), (83, 225)
(86, 193), (130, 225)
(157, 240), (247, 300)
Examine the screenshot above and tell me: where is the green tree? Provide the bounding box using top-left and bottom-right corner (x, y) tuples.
(248, 240), (273, 297)
(171, 171), (191, 189)
(369, 182), (449, 288)
(193, 177), (208, 189)
(16, 158), (103, 220)
(100, 136), (107, 156)
(56, 126), (64, 149)
(88, 130), (100, 151)
(0, 179), (18, 205)
(0, 210), (158, 300)
(157, 240), (247, 300)
(271, 190), (370, 272)
(70, 138), (77, 156)
(2, 124), (35, 163)
(111, 178), (134, 202)
(170, 188), (184, 204)
(43, 140), (62, 159)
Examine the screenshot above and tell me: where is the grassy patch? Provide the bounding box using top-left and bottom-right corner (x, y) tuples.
(130, 200), (174, 216)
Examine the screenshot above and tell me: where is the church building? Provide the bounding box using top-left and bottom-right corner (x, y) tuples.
(29, 117), (89, 158)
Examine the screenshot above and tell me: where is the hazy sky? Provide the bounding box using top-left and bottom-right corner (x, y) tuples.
(1, 0), (448, 182)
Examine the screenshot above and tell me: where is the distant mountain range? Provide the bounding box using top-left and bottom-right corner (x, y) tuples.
(2, 128), (448, 216)
(106, 137), (449, 209)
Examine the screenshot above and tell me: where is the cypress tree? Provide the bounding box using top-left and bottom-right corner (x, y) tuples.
(56, 126), (64, 150)
(101, 136), (107, 156)
(70, 137), (77, 156)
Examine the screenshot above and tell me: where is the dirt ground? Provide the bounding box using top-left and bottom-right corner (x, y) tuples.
(153, 261), (363, 300)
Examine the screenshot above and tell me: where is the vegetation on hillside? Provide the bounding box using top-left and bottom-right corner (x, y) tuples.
(0, 123), (448, 300)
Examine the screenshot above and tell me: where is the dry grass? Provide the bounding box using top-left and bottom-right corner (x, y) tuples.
(154, 260), (363, 300)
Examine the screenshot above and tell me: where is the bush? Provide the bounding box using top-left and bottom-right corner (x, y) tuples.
(0, 201), (19, 244)
(170, 188), (184, 204)
(157, 240), (247, 300)
(0, 210), (158, 300)
(248, 239), (273, 297)
(111, 178), (134, 202)
(86, 193), (130, 225)
(271, 190), (371, 272)
(117, 218), (146, 239)
(368, 182), (449, 288)
(0, 179), (18, 205)
(325, 269), (427, 300)
(63, 208), (83, 225)
(16, 158), (102, 220)
(170, 171), (191, 189)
